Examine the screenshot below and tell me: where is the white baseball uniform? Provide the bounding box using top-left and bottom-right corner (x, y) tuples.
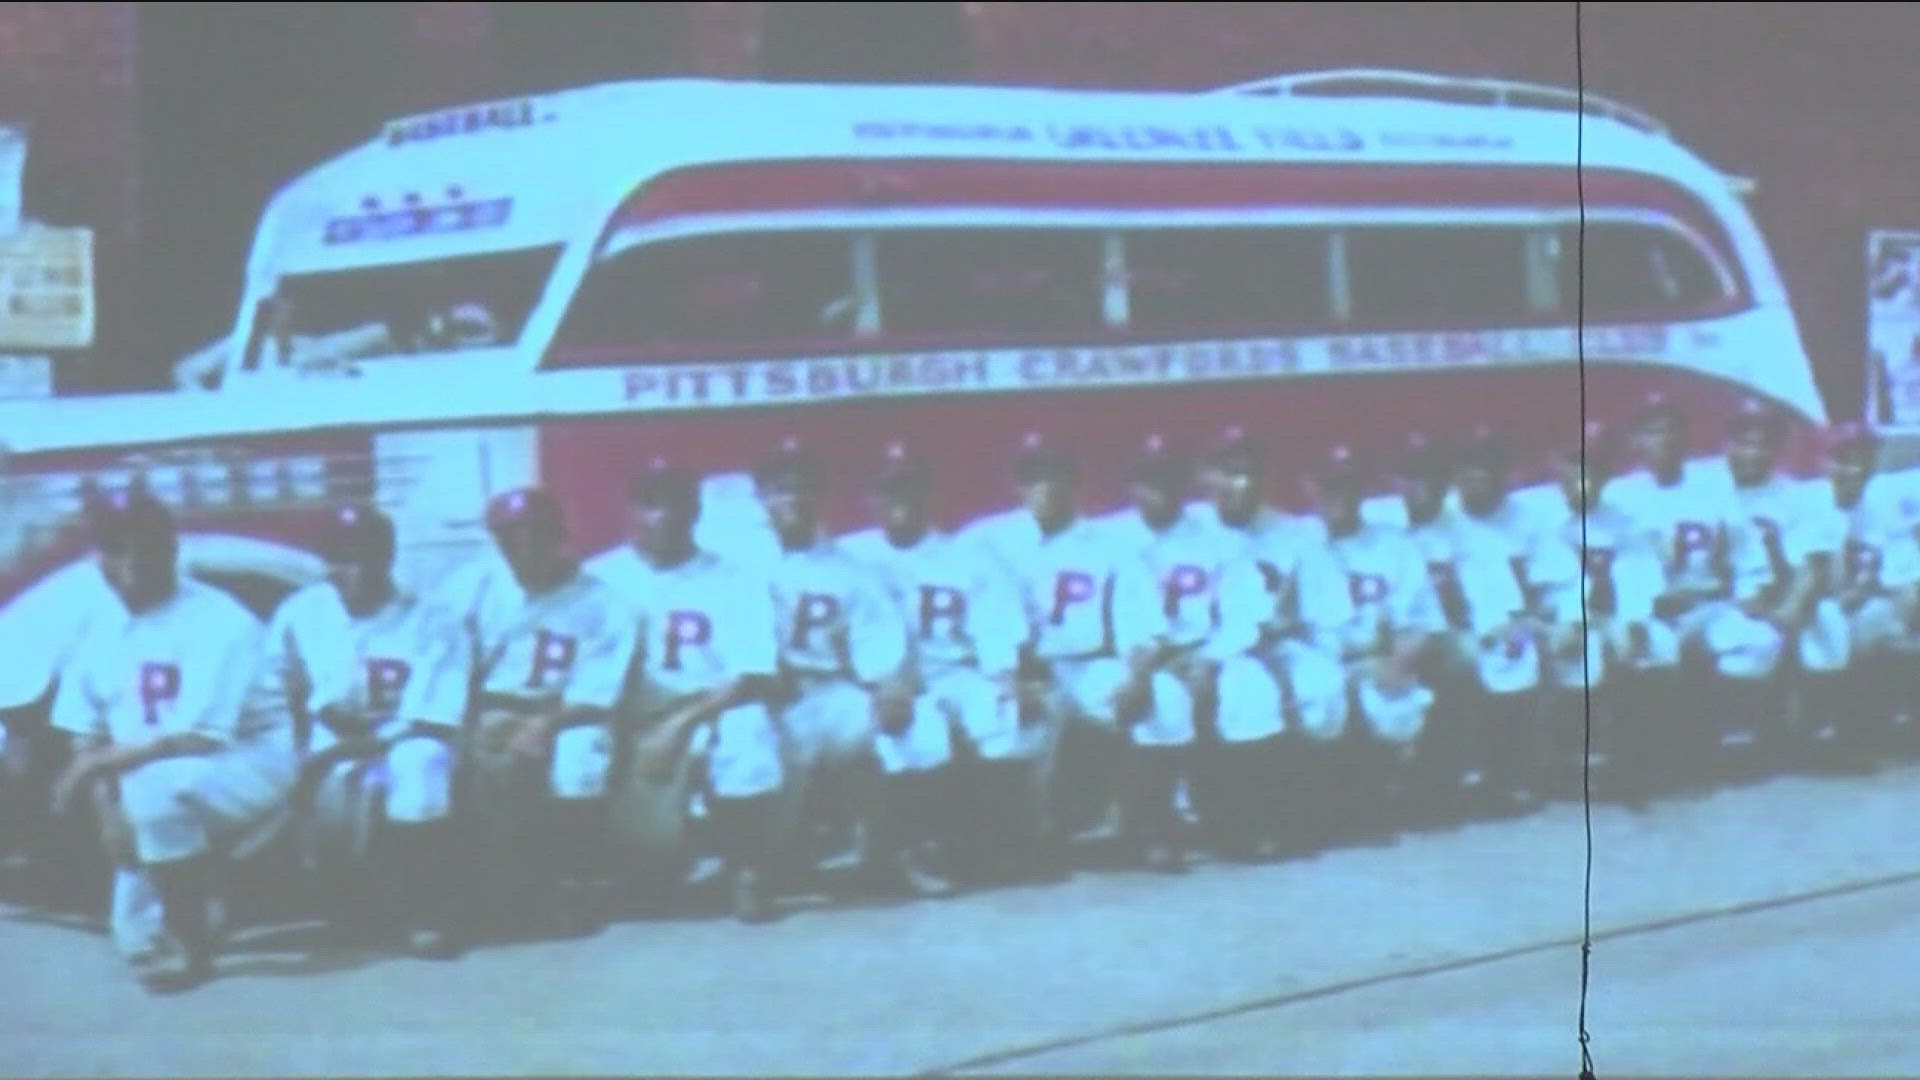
(964, 509), (1170, 740)
(51, 579), (291, 957)
(584, 544), (786, 800)
(1603, 460), (1753, 674)
(1205, 506), (1356, 742)
(1318, 522), (1445, 743)
(1837, 474), (1920, 654)
(405, 554), (639, 800)
(1728, 473), (1850, 675)
(758, 537), (910, 770)
(839, 526), (1028, 769)
(1441, 492), (1553, 696)
(248, 582), (453, 874)
(1522, 499), (1673, 686)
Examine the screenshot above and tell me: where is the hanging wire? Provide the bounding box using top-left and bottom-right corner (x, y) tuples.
(1573, 2), (1599, 1078)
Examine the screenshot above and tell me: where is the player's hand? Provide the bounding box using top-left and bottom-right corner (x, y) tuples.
(1625, 622), (1652, 661)
(873, 684), (916, 737)
(1652, 593), (1692, 622)
(1375, 659), (1417, 697)
(1112, 673), (1153, 727)
(50, 753), (107, 818)
(506, 714), (556, 761)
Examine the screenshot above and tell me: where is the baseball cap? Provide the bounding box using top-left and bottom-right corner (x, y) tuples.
(1823, 419), (1879, 456)
(318, 503), (395, 566)
(874, 440), (930, 494)
(485, 486), (563, 535)
(1634, 390), (1686, 430)
(1554, 420), (1617, 477)
(1727, 396), (1786, 441)
(1455, 424), (1510, 472)
(630, 456), (698, 507)
(753, 435), (822, 491)
(1127, 433), (1186, 486)
(1206, 425), (1263, 475)
(1314, 443), (1370, 493)
(1013, 431), (1076, 484)
(1393, 430), (1452, 482)
(85, 485), (177, 554)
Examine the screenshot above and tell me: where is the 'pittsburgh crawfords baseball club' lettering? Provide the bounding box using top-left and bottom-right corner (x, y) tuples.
(615, 325), (1672, 407)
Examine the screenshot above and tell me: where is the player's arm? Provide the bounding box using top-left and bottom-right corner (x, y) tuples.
(1774, 507), (1841, 628)
(1292, 542), (1358, 657)
(970, 556), (1030, 688)
(1200, 558), (1265, 664)
(392, 598), (476, 741)
(1387, 540), (1445, 676)
(1110, 555), (1173, 676)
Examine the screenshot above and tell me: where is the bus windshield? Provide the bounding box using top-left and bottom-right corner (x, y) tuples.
(243, 245), (563, 371)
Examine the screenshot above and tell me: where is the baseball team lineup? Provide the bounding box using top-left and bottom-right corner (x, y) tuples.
(36, 387), (1920, 995)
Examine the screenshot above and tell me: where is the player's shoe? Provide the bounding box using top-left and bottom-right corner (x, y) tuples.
(870, 844), (957, 900)
(404, 926), (464, 961)
(730, 866), (775, 925)
(1141, 840), (1188, 876)
(550, 877), (609, 939)
(136, 934), (214, 995)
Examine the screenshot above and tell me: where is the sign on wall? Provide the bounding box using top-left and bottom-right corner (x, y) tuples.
(0, 125), (22, 234)
(0, 226), (95, 351)
(1867, 229), (1920, 429)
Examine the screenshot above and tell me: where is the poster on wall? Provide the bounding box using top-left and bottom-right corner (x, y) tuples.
(0, 124), (21, 234)
(0, 226), (94, 351)
(1867, 229), (1920, 429)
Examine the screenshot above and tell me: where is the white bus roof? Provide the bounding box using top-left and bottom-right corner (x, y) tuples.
(251, 73), (1741, 280)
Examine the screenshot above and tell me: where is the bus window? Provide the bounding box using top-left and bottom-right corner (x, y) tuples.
(1342, 226), (1534, 330)
(1563, 221), (1729, 321)
(1124, 228), (1332, 336)
(274, 245), (560, 366)
(551, 231), (857, 363)
(876, 229), (1104, 339)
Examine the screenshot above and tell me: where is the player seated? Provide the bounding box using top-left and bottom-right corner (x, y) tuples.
(961, 433), (1183, 876)
(586, 459), (791, 924)
(1823, 422), (1920, 756)
(839, 442), (1037, 896)
(1304, 445), (1442, 822)
(253, 504), (461, 959)
(748, 437), (914, 895)
(49, 488), (296, 993)
(411, 487), (639, 942)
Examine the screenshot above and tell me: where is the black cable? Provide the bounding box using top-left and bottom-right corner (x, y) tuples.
(1573, 2), (1599, 1079)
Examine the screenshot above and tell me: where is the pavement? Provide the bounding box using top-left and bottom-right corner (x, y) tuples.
(1, 759), (1916, 1078)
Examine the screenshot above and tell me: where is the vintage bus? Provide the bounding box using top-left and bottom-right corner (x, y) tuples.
(0, 69), (1847, 713)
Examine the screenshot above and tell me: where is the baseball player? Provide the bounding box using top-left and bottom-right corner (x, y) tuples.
(585, 459), (789, 924)
(963, 433), (1180, 875)
(1521, 423), (1672, 798)
(1604, 393), (1763, 780)
(1717, 399), (1850, 761)
(1196, 426), (1355, 844)
(247, 504), (459, 958)
(48, 488), (291, 993)
(1304, 444), (1444, 816)
(405, 487), (639, 941)
(1421, 425), (1550, 807)
(838, 441), (1030, 895)
(747, 438), (914, 890)
(1824, 422), (1920, 752)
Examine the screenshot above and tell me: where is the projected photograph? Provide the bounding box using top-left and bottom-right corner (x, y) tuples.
(1, 3), (1917, 1077)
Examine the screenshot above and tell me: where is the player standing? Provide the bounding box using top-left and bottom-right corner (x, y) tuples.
(748, 438), (913, 890)
(585, 459), (790, 924)
(964, 433), (1180, 875)
(838, 442), (1031, 895)
(248, 504), (460, 958)
(1824, 422), (1920, 753)
(1302, 444), (1443, 821)
(404, 487), (639, 941)
(48, 488), (291, 992)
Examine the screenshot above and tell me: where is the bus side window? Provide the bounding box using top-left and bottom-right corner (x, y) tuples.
(1566, 222), (1728, 321)
(551, 231), (856, 363)
(1124, 228), (1332, 336)
(876, 229), (1103, 339)
(1343, 226), (1535, 330)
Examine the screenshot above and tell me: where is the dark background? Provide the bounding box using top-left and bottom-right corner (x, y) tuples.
(2, 1), (1916, 419)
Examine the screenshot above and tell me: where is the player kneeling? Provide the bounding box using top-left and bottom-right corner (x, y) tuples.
(965, 434), (1189, 876)
(587, 459), (791, 924)
(1304, 446), (1442, 823)
(254, 505), (460, 959)
(49, 489), (296, 992)
(412, 488), (640, 942)
(840, 443), (1038, 896)
(1824, 422), (1920, 756)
